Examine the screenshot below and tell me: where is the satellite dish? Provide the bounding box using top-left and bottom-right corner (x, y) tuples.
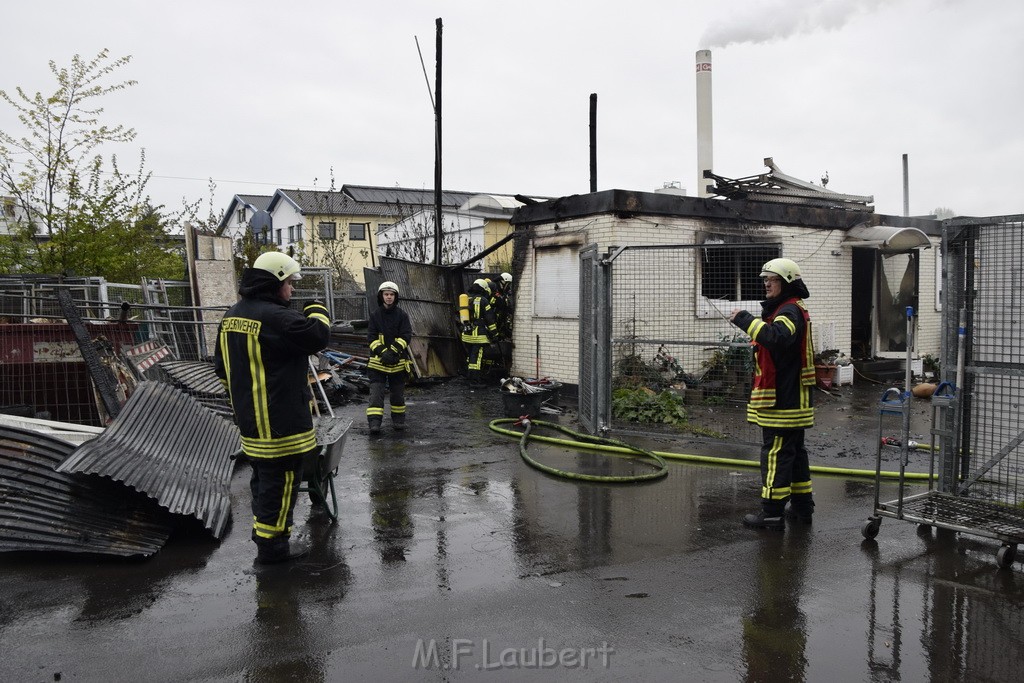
(250, 210), (272, 234)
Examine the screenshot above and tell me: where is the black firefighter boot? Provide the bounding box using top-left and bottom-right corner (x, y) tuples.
(256, 538), (310, 565)
(786, 494), (815, 524)
(743, 503), (786, 530)
(368, 416), (382, 435)
(392, 412), (406, 431)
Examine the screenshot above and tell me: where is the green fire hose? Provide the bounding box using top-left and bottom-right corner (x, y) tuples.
(489, 418), (934, 483)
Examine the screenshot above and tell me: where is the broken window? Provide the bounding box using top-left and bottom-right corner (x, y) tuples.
(696, 241), (781, 318)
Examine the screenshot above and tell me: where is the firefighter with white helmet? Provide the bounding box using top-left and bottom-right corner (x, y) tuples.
(492, 272), (514, 340)
(729, 256), (816, 529)
(366, 281), (412, 434)
(461, 278), (499, 384)
(214, 250), (329, 563)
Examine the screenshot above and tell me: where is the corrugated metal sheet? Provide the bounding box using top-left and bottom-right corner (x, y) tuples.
(152, 359), (233, 419)
(1, 425), (171, 556)
(57, 381), (240, 538)
(365, 257), (466, 377)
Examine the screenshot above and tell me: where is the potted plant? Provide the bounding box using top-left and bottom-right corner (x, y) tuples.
(814, 349), (840, 389)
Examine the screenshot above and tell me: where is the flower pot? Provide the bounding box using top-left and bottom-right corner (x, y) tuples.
(815, 364), (836, 389)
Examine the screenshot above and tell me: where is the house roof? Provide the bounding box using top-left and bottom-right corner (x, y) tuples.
(217, 194), (273, 229)
(267, 185), (488, 220)
(342, 184), (478, 208)
(269, 189), (397, 218)
(511, 188), (941, 236)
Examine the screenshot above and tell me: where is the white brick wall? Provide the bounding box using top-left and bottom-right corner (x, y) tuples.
(510, 215), (942, 385)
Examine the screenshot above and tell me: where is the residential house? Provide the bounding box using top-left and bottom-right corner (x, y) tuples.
(0, 195), (28, 236)
(260, 185), (479, 286)
(216, 194), (273, 243)
(507, 160), (944, 389)
(377, 193), (529, 270)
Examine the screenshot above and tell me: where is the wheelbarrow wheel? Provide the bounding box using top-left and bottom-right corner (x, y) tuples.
(304, 466), (338, 523)
(861, 517), (881, 540)
(996, 544), (1017, 569)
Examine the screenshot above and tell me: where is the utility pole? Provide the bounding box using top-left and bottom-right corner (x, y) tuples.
(433, 18), (443, 265)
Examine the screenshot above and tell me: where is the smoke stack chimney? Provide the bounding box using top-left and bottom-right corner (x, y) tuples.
(696, 49), (713, 198)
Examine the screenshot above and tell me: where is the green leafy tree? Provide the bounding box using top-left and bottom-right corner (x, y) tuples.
(0, 49), (182, 280)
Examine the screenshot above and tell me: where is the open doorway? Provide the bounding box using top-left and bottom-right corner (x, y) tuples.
(850, 248), (920, 359)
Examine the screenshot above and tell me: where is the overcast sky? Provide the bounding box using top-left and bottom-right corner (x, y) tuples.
(3, 0), (1021, 223)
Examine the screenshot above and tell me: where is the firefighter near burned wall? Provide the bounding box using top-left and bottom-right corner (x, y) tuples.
(459, 278), (499, 384)
(491, 272), (513, 338)
(214, 252), (331, 564)
(366, 281), (412, 435)
(729, 258), (816, 529)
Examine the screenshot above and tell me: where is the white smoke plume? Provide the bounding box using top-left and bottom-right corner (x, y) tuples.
(699, 0), (894, 49)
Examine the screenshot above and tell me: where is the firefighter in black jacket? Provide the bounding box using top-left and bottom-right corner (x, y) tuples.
(729, 258), (816, 529)
(461, 278), (498, 384)
(366, 281), (412, 434)
(214, 252), (330, 563)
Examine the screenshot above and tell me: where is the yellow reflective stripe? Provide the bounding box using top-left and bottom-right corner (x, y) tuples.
(276, 470), (294, 531)
(765, 435), (781, 490)
(251, 469), (296, 537)
(762, 485), (792, 500)
(746, 404), (815, 426)
(241, 429), (317, 458)
(219, 327), (233, 402)
(791, 480), (812, 494)
(746, 319), (765, 339)
(366, 406), (384, 417)
(394, 338), (408, 350)
(367, 358), (409, 372)
(777, 316), (796, 335)
(249, 335), (271, 439)
(390, 404), (406, 414)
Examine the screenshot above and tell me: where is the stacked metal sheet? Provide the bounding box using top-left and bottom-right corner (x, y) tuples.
(57, 381), (241, 539)
(0, 425), (171, 556)
(150, 359), (233, 420)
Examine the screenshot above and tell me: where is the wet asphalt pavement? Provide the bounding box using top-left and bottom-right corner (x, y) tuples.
(2, 379), (1022, 681)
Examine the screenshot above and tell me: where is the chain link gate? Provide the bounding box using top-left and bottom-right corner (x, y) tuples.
(930, 215), (1024, 566)
(579, 243), (775, 443)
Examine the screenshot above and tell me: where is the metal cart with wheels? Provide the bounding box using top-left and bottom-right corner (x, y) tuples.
(863, 219), (1024, 569)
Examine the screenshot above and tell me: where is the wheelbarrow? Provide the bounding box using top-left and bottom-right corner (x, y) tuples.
(300, 356), (351, 523)
(301, 414), (351, 523)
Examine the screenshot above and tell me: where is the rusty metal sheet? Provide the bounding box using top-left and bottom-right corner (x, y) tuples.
(0, 425), (171, 557)
(56, 381), (241, 538)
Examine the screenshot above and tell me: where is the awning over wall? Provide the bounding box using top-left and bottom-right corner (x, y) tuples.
(841, 225), (932, 252)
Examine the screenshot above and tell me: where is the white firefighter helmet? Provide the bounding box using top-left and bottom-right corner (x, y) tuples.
(378, 281), (400, 295)
(760, 257), (802, 283)
(253, 251), (302, 281)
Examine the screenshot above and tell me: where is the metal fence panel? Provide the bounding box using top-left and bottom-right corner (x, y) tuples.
(585, 244), (765, 443)
(578, 245), (599, 433)
(943, 218), (1024, 508)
